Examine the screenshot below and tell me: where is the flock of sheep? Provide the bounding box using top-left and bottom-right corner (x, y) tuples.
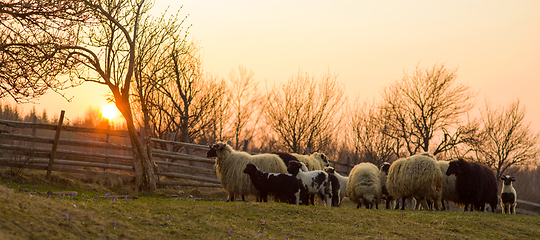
(206, 142), (517, 214)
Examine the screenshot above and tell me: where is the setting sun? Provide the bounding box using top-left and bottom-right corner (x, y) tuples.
(101, 103), (119, 121)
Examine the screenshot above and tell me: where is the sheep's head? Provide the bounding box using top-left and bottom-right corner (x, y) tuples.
(501, 175), (515, 186)
(287, 161), (302, 176)
(380, 162), (391, 174)
(446, 158), (461, 176)
(243, 163), (259, 175)
(206, 142), (228, 157)
(324, 166), (335, 174)
(314, 153), (330, 167)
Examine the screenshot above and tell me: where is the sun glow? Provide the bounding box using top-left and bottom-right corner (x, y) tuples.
(101, 103), (119, 121)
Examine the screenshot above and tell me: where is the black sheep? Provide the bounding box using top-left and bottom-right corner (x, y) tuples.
(243, 163), (301, 204)
(273, 152), (299, 167)
(446, 158), (498, 212)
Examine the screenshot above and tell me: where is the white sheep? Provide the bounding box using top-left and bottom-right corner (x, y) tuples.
(347, 162), (382, 209)
(287, 161), (333, 207)
(291, 152), (330, 171)
(207, 142), (287, 202)
(500, 175), (517, 214)
(324, 166), (348, 206)
(386, 153), (442, 210)
(437, 160), (459, 210)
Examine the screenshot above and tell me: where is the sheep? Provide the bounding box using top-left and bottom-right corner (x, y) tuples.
(437, 160), (459, 210)
(347, 162), (382, 209)
(324, 166), (348, 206)
(379, 162), (395, 209)
(287, 161), (333, 207)
(243, 163), (301, 204)
(327, 172), (341, 207)
(273, 152), (299, 167)
(386, 153), (442, 210)
(445, 157), (498, 212)
(207, 142), (287, 202)
(500, 175), (517, 214)
(291, 152), (330, 171)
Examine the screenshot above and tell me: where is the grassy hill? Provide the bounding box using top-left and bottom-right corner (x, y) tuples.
(1, 170), (539, 239)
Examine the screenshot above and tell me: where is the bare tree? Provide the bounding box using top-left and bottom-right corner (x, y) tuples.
(227, 66), (262, 150)
(464, 100), (540, 179)
(380, 63), (476, 156)
(0, 0), (184, 192)
(265, 71), (344, 154)
(349, 98), (400, 166)
(0, 0), (87, 103)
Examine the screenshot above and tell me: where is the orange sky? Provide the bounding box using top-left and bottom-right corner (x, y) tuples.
(12, 0), (540, 131)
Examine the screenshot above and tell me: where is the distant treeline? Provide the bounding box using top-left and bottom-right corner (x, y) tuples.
(0, 102), (124, 130)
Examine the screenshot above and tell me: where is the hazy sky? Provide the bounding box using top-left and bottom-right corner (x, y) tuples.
(14, 0), (540, 130)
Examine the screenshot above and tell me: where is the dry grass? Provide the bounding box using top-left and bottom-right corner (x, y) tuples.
(1, 169), (540, 239)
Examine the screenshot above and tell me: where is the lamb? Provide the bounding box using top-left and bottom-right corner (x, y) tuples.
(379, 162), (394, 209)
(500, 175), (517, 214)
(207, 142), (287, 202)
(347, 162), (382, 209)
(243, 163), (301, 204)
(287, 161), (333, 207)
(437, 160), (459, 210)
(386, 153), (442, 210)
(291, 152), (330, 171)
(445, 157), (498, 212)
(324, 166), (348, 206)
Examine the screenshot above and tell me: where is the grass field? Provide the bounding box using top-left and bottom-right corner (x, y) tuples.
(1, 170), (539, 239)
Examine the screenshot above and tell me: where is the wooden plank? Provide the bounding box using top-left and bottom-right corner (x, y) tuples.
(151, 138), (210, 151)
(156, 171), (221, 184)
(0, 143), (133, 162)
(0, 158), (133, 171)
(47, 110), (65, 180)
(0, 119), (129, 137)
(158, 181), (222, 188)
(152, 149), (215, 164)
(153, 160), (214, 174)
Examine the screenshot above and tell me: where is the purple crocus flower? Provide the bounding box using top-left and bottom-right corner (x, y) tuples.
(228, 231), (231, 236)
(66, 214), (69, 220)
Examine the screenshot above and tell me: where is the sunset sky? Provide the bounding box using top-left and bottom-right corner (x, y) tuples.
(12, 0), (540, 130)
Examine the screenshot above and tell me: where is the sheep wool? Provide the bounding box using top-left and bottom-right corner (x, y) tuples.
(207, 142), (287, 202)
(446, 158), (498, 212)
(386, 153), (442, 210)
(291, 152), (330, 171)
(324, 166), (348, 205)
(347, 162), (382, 209)
(437, 161), (459, 210)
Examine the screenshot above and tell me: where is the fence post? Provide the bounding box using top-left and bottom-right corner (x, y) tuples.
(46, 110), (65, 180)
(166, 132), (176, 167)
(304, 147), (310, 155)
(347, 156), (351, 174)
(242, 140), (249, 151)
(104, 124), (110, 172)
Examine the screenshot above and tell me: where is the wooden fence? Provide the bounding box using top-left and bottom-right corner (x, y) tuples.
(0, 112), (221, 188)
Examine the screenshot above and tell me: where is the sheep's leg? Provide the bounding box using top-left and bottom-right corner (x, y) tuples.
(241, 195), (246, 202)
(511, 204), (516, 214)
(420, 199), (429, 211)
(400, 198), (406, 210)
(294, 191), (300, 205)
(227, 193), (235, 202)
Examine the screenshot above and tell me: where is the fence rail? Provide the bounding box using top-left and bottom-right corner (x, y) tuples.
(0, 116), (220, 188)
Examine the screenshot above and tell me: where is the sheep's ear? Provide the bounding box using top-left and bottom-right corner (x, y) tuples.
(511, 177), (515, 182)
(501, 177), (505, 180)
